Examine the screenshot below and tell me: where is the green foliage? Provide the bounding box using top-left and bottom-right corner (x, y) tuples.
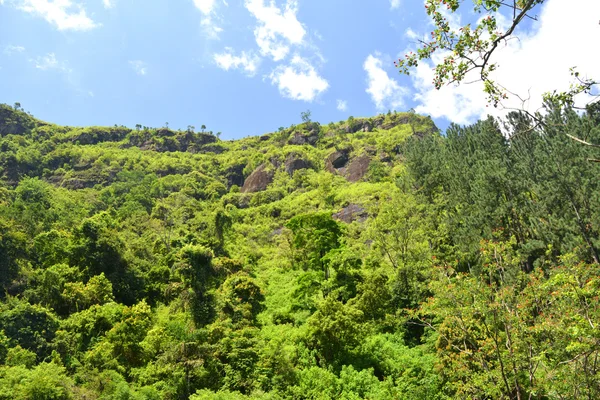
(421, 244), (600, 399)
(307, 297), (365, 364)
(0, 300), (58, 360)
(0, 217), (26, 291)
(286, 212), (343, 272)
(0, 362), (73, 400)
(1, 104), (599, 398)
(396, 0), (547, 106)
(397, 0), (597, 113)
(5, 346), (36, 368)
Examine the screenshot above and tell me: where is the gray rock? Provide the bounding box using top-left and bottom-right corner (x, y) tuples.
(326, 150), (350, 172)
(288, 129), (319, 146)
(241, 164), (274, 193)
(284, 153), (312, 176)
(333, 204), (368, 223)
(344, 154), (371, 182)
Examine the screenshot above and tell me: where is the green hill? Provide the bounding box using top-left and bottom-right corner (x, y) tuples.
(1, 103), (600, 399)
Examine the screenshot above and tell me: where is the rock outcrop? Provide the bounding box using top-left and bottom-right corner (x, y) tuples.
(333, 204), (368, 223)
(326, 150), (350, 173)
(288, 129), (319, 146)
(326, 149), (371, 182)
(129, 130), (217, 152)
(241, 164), (274, 193)
(344, 154), (371, 182)
(284, 153), (312, 176)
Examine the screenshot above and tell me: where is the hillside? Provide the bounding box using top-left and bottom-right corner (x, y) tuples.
(1, 103), (600, 399)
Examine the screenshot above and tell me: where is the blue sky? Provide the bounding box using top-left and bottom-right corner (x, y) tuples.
(0, 0), (598, 139)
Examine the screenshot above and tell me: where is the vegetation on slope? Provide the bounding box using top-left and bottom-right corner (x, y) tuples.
(0, 102), (599, 399)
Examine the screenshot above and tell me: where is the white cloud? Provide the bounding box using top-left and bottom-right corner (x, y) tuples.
(4, 0), (99, 31)
(364, 53), (409, 111)
(201, 17), (223, 39)
(30, 52), (92, 94)
(4, 44), (25, 55)
(245, 0), (306, 61)
(404, 28), (419, 40)
(270, 56), (328, 102)
(129, 60), (147, 76)
(102, 0), (114, 9)
(410, 0), (600, 124)
(192, 0), (223, 39)
(337, 99), (348, 112)
(193, 0), (216, 14)
(390, 0), (401, 9)
(214, 48), (260, 76)
(33, 53), (71, 72)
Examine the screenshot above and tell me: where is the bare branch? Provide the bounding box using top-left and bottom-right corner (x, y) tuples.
(566, 134), (600, 148)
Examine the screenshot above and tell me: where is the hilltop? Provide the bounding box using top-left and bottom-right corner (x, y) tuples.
(0, 104), (435, 189)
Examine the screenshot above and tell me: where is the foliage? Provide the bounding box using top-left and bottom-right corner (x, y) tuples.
(396, 0), (598, 109)
(0, 103), (598, 398)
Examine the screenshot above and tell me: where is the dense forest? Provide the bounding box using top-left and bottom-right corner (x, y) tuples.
(0, 101), (600, 399)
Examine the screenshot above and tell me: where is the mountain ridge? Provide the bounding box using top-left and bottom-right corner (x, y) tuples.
(0, 103), (436, 192)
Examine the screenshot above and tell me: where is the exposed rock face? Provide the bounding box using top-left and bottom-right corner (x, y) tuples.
(344, 119), (374, 134)
(344, 154), (371, 183)
(333, 204), (368, 223)
(270, 157), (282, 169)
(284, 153), (312, 176)
(129, 130), (217, 152)
(241, 164), (274, 193)
(288, 131), (319, 146)
(327, 150), (371, 182)
(62, 178), (98, 190)
(71, 128), (131, 145)
(156, 128), (175, 137)
(326, 150), (350, 172)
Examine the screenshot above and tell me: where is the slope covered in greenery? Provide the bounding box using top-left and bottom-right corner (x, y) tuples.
(1, 103), (600, 399)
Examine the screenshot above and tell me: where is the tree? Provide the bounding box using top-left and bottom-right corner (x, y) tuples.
(420, 241), (600, 399)
(396, 0), (597, 109)
(301, 110), (312, 123)
(171, 245), (218, 326)
(368, 192), (430, 270)
(0, 362), (74, 399)
(201, 124), (207, 133)
(286, 212), (343, 276)
(0, 218), (26, 292)
(12, 177), (56, 236)
(307, 296), (365, 364)
(86, 301), (153, 370)
(0, 300), (59, 360)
